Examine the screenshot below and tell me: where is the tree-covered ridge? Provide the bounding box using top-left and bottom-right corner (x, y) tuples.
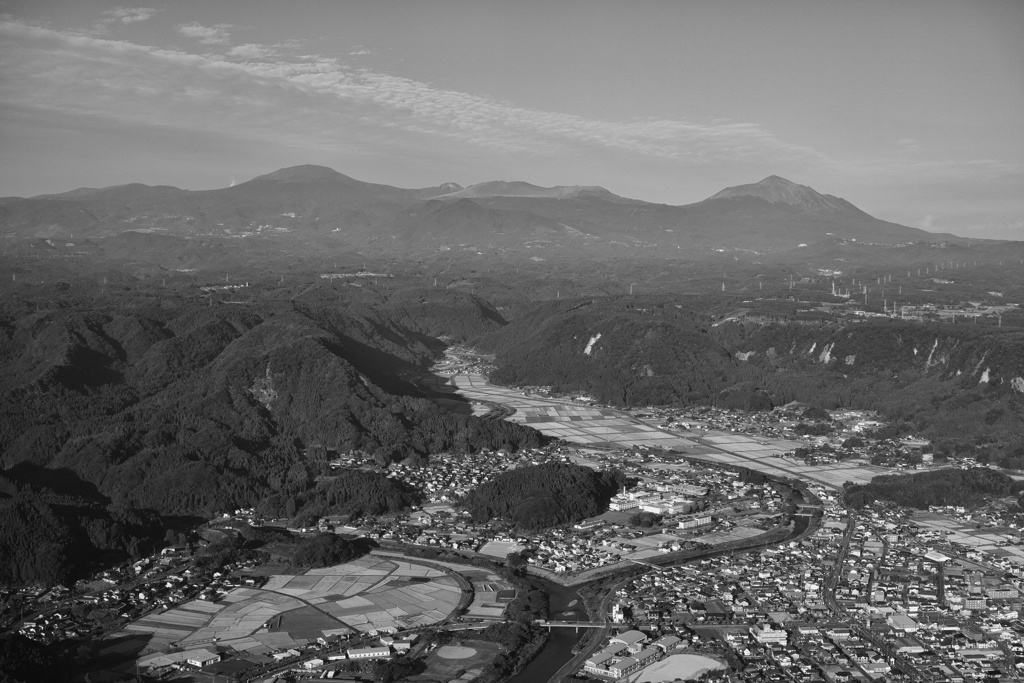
(0, 299), (544, 521)
(479, 297), (730, 406)
(477, 298), (1024, 451)
(461, 463), (625, 530)
(844, 468), (1024, 510)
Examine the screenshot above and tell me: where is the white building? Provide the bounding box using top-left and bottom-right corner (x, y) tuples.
(347, 646), (391, 660)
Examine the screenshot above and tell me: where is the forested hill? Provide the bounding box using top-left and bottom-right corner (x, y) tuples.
(477, 296), (1024, 458)
(844, 468), (1024, 510)
(0, 298), (543, 520)
(0, 465), (165, 585)
(461, 463), (626, 530)
(479, 297), (731, 406)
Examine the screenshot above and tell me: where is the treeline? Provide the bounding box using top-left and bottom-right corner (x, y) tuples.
(461, 463), (626, 530)
(844, 468), (1024, 510)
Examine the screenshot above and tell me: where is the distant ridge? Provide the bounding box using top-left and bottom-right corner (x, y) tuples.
(0, 165), (977, 253)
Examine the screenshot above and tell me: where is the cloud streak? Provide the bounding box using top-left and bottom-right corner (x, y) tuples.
(0, 18), (1019, 194)
(177, 22), (231, 45)
(103, 7), (159, 25)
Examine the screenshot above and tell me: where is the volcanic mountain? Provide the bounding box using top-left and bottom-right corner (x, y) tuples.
(0, 166), (968, 255)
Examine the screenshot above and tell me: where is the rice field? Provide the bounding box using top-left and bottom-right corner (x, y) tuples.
(447, 372), (908, 490)
(128, 554), (466, 669)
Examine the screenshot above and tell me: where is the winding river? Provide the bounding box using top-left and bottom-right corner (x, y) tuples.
(507, 577), (588, 683)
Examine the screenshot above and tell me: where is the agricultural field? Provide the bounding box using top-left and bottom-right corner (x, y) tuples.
(125, 555), (465, 670)
(371, 552), (513, 623)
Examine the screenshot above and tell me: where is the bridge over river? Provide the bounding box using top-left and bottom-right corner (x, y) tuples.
(535, 619), (606, 632)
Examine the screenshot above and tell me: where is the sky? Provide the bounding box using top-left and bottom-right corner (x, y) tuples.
(1, 0), (1022, 239)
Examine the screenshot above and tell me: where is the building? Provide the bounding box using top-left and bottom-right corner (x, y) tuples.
(653, 634), (681, 652)
(633, 647), (659, 667)
(751, 624), (787, 645)
(608, 656), (640, 678)
(609, 495), (640, 511)
(271, 649), (301, 662)
(610, 630), (649, 652)
(183, 649), (220, 668)
(678, 514), (713, 530)
(583, 652), (615, 677)
(887, 614), (919, 633)
(347, 646), (391, 660)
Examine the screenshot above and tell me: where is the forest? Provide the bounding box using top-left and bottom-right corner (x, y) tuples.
(477, 296), (1024, 460)
(256, 469), (421, 523)
(0, 465), (165, 585)
(0, 285), (543, 584)
(461, 463), (627, 530)
(843, 468), (1024, 510)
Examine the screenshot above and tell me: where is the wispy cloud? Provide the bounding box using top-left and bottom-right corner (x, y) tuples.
(103, 7), (159, 25)
(2, 19), (831, 168)
(1, 18), (1019, 196)
(228, 43), (276, 59)
(177, 22), (231, 45)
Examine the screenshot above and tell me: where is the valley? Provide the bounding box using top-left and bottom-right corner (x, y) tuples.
(1, 166), (1022, 683)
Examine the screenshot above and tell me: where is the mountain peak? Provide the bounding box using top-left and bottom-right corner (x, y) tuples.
(757, 175), (799, 187)
(708, 175), (847, 212)
(441, 180), (618, 200)
(247, 165), (350, 183)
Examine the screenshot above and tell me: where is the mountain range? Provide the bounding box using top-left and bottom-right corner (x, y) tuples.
(0, 165), (979, 255)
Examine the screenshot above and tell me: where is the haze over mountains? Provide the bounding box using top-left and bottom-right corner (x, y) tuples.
(0, 165), (976, 256)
